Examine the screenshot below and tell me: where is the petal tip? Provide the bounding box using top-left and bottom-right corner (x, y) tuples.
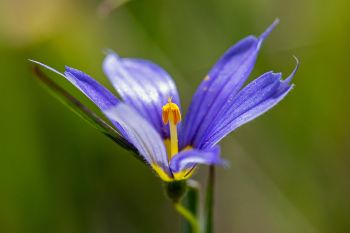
(259, 18), (280, 41)
(103, 52), (121, 70)
(221, 159), (230, 169)
(292, 55), (300, 67)
(64, 66), (79, 77)
(104, 51), (120, 60)
(284, 56), (300, 84)
(102, 48), (116, 55)
(28, 59), (66, 78)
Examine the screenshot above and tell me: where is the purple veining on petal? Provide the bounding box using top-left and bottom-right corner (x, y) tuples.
(181, 20), (279, 149)
(64, 67), (119, 110)
(103, 53), (181, 139)
(194, 71), (281, 147)
(170, 146), (227, 173)
(29, 60), (127, 136)
(104, 103), (171, 176)
(30, 19), (298, 181)
(199, 60), (298, 149)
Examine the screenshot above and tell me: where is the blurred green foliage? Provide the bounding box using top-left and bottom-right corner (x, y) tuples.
(0, 0), (349, 232)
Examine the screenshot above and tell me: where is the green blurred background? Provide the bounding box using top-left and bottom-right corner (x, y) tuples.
(0, 0), (349, 232)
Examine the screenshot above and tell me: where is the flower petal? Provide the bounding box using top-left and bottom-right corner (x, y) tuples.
(29, 60), (127, 135)
(64, 67), (119, 110)
(103, 53), (181, 139)
(104, 103), (172, 178)
(170, 146), (227, 173)
(181, 20), (279, 148)
(197, 60), (298, 149)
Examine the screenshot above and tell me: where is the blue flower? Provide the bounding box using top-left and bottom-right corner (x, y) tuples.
(31, 20), (298, 182)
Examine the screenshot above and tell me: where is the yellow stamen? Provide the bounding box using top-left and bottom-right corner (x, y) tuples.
(162, 97), (181, 158)
(160, 99), (195, 182)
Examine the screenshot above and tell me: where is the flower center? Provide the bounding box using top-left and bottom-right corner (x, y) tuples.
(162, 97), (181, 160)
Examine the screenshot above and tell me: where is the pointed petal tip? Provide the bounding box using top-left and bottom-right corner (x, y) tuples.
(216, 156), (230, 168)
(64, 66), (88, 75)
(284, 56), (300, 84)
(102, 48), (117, 55)
(206, 143), (227, 168)
(222, 160), (230, 169)
(28, 59), (42, 67)
(102, 52), (121, 70)
(29, 59), (66, 78)
(64, 66), (79, 77)
(292, 55), (300, 66)
(259, 18), (280, 41)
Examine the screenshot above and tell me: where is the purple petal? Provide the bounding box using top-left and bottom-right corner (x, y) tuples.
(103, 53), (181, 139)
(64, 67), (119, 110)
(198, 60), (298, 149)
(181, 20), (279, 149)
(104, 103), (171, 177)
(29, 60), (126, 135)
(170, 146), (227, 173)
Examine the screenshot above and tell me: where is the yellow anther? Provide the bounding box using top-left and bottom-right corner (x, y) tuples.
(162, 97), (181, 125)
(162, 97), (181, 159)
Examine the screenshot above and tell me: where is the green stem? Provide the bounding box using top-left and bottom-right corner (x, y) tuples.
(204, 166), (215, 233)
(181, 180), (200, 233)
(174, 203), (200, 233)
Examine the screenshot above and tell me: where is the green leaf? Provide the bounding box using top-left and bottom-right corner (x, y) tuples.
(31, 64), (143, 161)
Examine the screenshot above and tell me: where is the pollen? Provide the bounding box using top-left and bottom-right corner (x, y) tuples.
(162, 97), (181, 159)
(162, 97), (181, 125)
